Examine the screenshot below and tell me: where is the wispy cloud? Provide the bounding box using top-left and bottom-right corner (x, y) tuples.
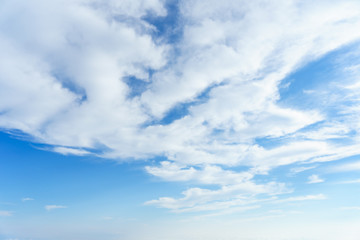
(21, 197), (34, 202)
(307, 175), (324, 184)
(338, 179), (360, 184)
(53, 147), (91, 156)
(274, 194), (327, 204)
(330, 161), (360, 172)
(0, 210), (13, 216)
(146, 182), (289, 213)
(289, 165), (317, 175)
(45, 205), (67, 211)
(192, 205), (261, 219)
(146, 161), (253, 185)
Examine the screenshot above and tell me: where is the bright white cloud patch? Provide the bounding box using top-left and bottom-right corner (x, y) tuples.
(307, 175), (324, 184)
(1, 0), (360, 216)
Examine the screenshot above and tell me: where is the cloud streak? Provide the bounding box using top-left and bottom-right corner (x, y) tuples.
(45, 205), (67, 211)
(21, 198), (34, 202)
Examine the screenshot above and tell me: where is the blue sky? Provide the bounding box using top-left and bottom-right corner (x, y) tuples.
(1, 0), (360, 239)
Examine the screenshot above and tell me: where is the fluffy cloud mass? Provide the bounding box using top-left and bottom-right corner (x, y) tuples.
(1, 0), (360, 213)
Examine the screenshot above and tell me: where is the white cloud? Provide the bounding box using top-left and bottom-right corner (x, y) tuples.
(142, 0), (360, 119)
(1, 0), (360, 215)
(307, 175), (324, 184)
(53, 147), (91, 156)
(146, 161), (253, 185)
(192, 205), (261, 219)
(45, 205), (67, 211)
(339, 179), (360, 184)
(21, 197), (34, 202)
(274, 194), (327, 203)
(289, 165), (317, 175)
(0, 0), (167, 151)
(294, 122), (351, 140)
(1, 0), (359, 162)
(330, 161), (360, 172)
(146, 181), (290, 213)
(146, 191), (327, 213)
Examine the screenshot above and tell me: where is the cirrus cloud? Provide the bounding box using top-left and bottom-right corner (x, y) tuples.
(45, 205), (67, 211)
